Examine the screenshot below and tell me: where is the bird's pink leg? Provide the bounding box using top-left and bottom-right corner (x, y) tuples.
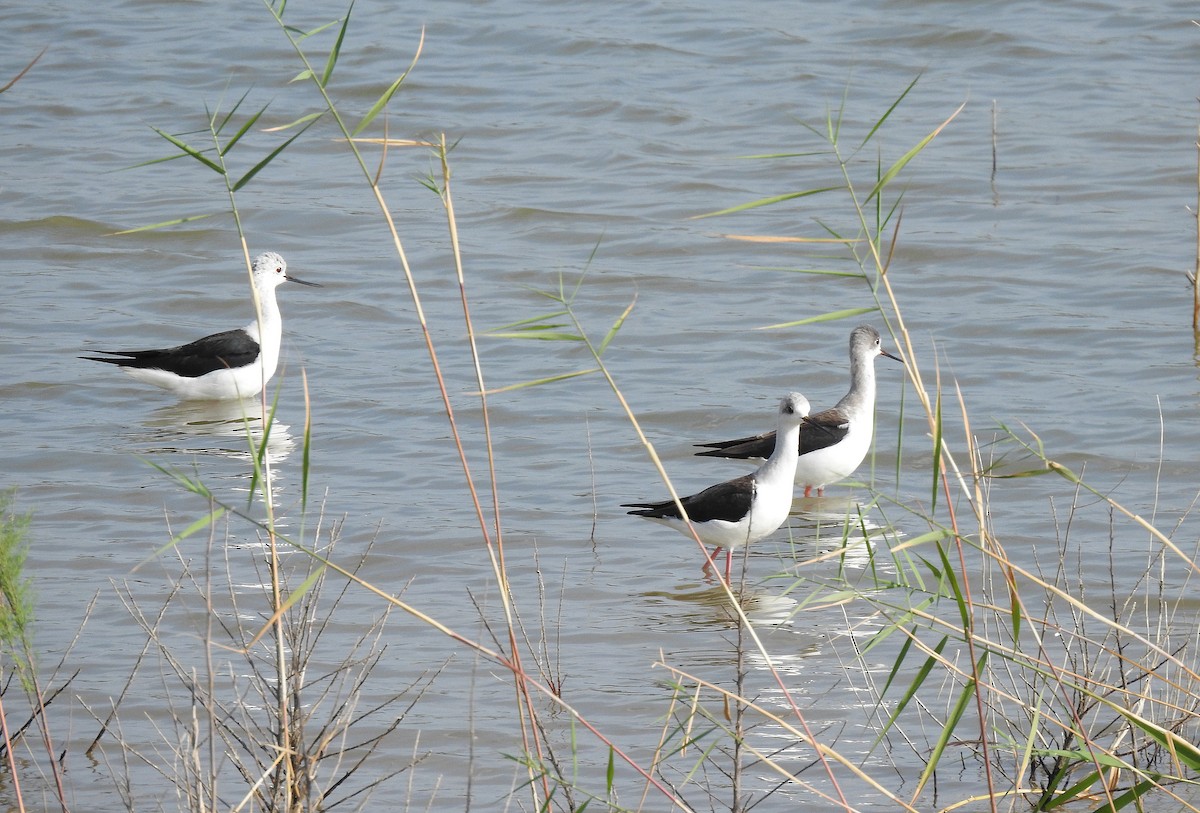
(803, 485), (813, 498)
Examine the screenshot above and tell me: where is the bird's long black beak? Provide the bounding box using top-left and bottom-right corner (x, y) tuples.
(881, 347), (904, 364)
(286, 274), (322, 287)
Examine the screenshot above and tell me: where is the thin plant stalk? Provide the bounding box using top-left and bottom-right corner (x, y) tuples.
(0, 688), (25, 812)
(198, 108), (296, 809)
(182, 483), (693, 809)
(1194, 119), (1200, 332)
(263, 8), (553, 803)
(431, 133), (553, 783)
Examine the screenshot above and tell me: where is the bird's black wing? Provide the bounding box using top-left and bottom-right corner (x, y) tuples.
(624, 474), (754, 523)
(81, 329), (259, 378)
(797, 407), (850, 455)
(694, 431), (776, 460)
(695, 407), (849, 460)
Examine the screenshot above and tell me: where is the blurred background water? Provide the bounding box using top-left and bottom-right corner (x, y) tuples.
(3, 0), (1199, 809)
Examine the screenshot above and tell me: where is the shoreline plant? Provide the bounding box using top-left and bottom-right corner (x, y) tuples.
(8, 4), (1198, 812)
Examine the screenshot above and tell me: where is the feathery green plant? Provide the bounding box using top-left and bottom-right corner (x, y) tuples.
(0, 490), (34, 692)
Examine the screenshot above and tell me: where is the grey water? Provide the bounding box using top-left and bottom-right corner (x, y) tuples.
(4, 0), (1200, 809)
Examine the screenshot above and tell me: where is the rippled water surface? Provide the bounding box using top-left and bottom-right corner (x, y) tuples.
(5, 1), (1200, 809)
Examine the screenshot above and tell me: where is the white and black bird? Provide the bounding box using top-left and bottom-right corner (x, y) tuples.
(623, 392), (809, 580)
(82, 252), (319, 400)
(695, 324), (902, 497)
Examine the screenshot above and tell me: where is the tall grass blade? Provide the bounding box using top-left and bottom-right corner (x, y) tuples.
(1044, 768), (1103, 809)
(246, 387), (283, 506)
(211, 88), (255, 138)
(720, 235), (857, 245)
(1086, 777), (1156, 812)
(605, 746), (615, 795)
(860, 593), (937, 652)
(295, 19), (340, 41)
(931, 386), (943, 511)
(151, 127), (225, 175)
(320, 3), (353, 88)
(859, 75), (921, 150)
(112, 213), (217, 235)
(490, 310), (571, 331)
(693, 186), (841, 219)
(1008, 578), (1022, 641)
(734, 150), (826, 160)
(1114, 708), (1200, 772)
(758, 306), (878, 330)
(596, 297), (636, 356)
(143, 459), (214, 499)
(484, 368), (601, 395)
(488, 328), (584, 341)
(913, 652), (986, 798)
(264, 110), (325, 132)
(864, 103), (964, 204)
(352, 28), (424, 136)
(147, 507), (227, 561)
(245, 565), (327, 649)
(934, 540), (969, 625)
(232, 115), (319, 191)
(873, 634), (948, 745)
(219, 103), (269, 156)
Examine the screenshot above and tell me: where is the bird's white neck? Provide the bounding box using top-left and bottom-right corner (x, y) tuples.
(759, 417), (802, 483)
(244, 286), (284, 382)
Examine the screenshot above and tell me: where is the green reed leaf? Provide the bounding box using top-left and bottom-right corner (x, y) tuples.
(352, 30), (423, 136)
(1045, 768), (1103, 809)
(152, 127), (225, 174)
(212, 88), (255, 138)
(1114, 708), (1200, 772)
(757, 306), (878, 331)
(874, 634), (947, 746)
(144, 505), (227, 564)
(490, 310), (571, 331)
(232, 115), (319, 191)
(597, 297), (635, 356)
(865, 102), (963, 204)
(295, 18), (340, 41)
(860, 74), (921, 150)
(279, 565), (325, 614)
(1092, 777), (1157, 812)
(915, 651), (986, 797)
(488, 331), (584, 342)
(112, 213), (218, 235)
(692, 186), (840, 219)
(934, 538), (969, 625)
(605, 746), (615, 794)
(484, 368), (600, 395)
(220, 103), (269, 157)
(269, 110), (325, 132)
(931, 386), (943, 512)
(861, 594), (936, 651)
(320, 2), (353, 88)
(734, 150), (825, 160)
